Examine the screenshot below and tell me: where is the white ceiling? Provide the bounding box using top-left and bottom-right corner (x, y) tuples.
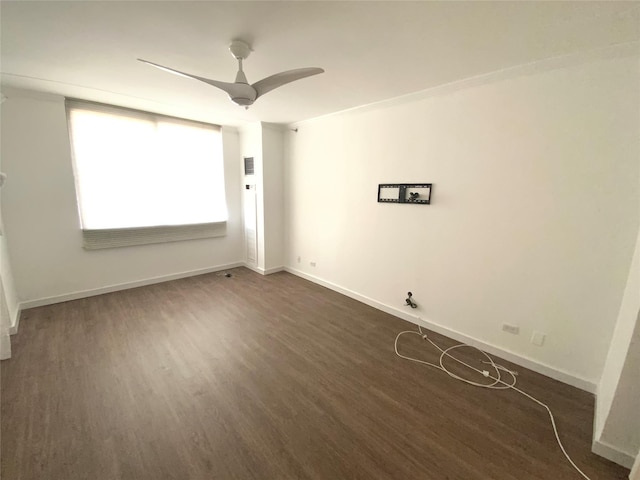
(2, 1), (639, 127)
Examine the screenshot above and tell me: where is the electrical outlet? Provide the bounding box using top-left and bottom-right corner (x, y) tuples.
(531, 331), (546, 347)
(502, 323), (520, 335)
(310, 261), (316, 267)
(297, 256), (301, 263)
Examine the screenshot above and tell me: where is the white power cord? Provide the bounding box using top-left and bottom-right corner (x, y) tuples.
(394, 325), (593, 480)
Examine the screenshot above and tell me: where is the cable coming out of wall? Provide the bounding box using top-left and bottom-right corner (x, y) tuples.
(394, 324), (593, 480)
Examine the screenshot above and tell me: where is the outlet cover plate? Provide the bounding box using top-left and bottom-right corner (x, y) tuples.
(502, 323), (520, 335)
(531, 331), (546, 346)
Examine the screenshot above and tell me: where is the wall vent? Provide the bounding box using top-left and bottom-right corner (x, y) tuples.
(244, 157), (255, 175)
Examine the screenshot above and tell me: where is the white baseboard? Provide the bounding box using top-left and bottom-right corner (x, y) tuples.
(244, 264), (265, 275)
(15, 262), (283, 330)
(284, 266), (597, 394)
(243, 264), (284, 276)
(9, 307), (20, 335)
(631, 452), (640, 480)
(18, 262), (244, 311)
(13, 262), (598, 394)
(592, 439), (636, 469)
(593, 400), (639, 471)
(264, 266), (284, 275)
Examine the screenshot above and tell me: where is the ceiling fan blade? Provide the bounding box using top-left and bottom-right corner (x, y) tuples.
(252, 67), (324, 98)
(137, 58), (248, 98)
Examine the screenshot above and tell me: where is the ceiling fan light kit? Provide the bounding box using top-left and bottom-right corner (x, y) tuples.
(138, 40), (324, 109)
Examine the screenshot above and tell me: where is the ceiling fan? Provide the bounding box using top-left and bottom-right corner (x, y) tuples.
(138, 40), (324, 108)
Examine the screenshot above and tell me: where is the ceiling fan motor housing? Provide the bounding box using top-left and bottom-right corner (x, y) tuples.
(229, 40), (251, 60)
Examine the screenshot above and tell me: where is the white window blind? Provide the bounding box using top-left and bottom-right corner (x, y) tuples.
(66, 99), (227, 249)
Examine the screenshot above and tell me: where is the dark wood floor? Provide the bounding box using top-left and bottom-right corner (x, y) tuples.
(1, 268), (629, 480)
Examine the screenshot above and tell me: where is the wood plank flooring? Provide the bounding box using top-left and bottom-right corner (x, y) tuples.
(1, 268), (629, 479)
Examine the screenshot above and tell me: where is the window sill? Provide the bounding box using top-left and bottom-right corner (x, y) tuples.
(82, 222), (226, 250)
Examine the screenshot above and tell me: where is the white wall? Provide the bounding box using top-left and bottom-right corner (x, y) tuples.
(240, 122), (265, 269)
(0, 88), (244, 305)
(239, 122), (285, 273)
(0, 225), (18, 328)
(596, 313), (640, 467)
(285, 50), (639, 386)
(595, 226), (640, 438)
(1, 191), (19, 359)
(0, 100), (20, 358)
(592, 236), (640, 468)
(261, 124), (285, 271)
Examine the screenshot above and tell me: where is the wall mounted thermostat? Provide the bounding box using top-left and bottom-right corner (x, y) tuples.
(377, 183), (432, 204)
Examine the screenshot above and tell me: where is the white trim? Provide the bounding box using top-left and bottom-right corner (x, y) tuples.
(244, 264), (265, 275)
(18, 262), (244, 310)
(289, 42), (639, 130)
(242, 264), (284, 276)
(284, 266), (597, 393)
(9, 307), (20, 335)
(592, 439), (636, 470)
(592, 399), (640, 471)
(630, 452), (640, 480)
(264, 266), (284, 275)
(82, 222), (227, 250)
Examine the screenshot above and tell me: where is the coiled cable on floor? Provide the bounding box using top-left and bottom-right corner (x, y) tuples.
(394, 325), (593, 480)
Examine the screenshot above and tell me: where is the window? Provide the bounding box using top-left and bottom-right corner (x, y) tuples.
(66, 99), (227, 249)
